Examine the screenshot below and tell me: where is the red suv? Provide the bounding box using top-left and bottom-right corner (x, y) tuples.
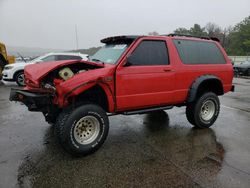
(10, 34), (234, 156)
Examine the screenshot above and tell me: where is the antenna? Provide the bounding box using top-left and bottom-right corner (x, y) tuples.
(75, 24), (79, 50)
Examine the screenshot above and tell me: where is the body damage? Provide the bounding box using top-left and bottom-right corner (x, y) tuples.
(9, 35), (235, 157)
(55, 66), (115, 111)
(24, 60), (116, 112)
(12, 35), (234, 115)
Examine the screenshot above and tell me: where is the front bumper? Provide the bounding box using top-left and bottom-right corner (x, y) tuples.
(10, 88), (52, 111)
(2, 70), (14, 80)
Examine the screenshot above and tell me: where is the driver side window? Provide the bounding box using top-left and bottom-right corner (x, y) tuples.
(128, 40), (169, 66)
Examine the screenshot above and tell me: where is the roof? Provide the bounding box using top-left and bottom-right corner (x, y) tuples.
(101, 34), (220, 43)
(166, 34), (220, 42)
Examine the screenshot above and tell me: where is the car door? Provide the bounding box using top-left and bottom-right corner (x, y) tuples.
(116, 39), (175, 111)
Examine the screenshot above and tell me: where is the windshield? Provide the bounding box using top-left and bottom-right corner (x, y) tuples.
(26, 55), (45, 63)
(89, 44), (128, 64)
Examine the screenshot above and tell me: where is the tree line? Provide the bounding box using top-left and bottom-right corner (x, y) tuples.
(149, 15), (250, 56)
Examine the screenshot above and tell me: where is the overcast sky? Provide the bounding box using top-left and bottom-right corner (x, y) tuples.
(0, 0), (249, 50)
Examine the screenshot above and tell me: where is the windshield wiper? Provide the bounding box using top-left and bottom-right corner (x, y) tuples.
(17, 52), (27, 63)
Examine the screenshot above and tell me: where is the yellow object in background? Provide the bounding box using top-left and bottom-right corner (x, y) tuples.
(0, 42), (15, 79)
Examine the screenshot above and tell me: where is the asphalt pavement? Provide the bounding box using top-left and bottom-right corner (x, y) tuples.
(0, 78), (250, 188)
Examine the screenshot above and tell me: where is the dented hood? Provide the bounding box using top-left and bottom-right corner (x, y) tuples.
(24, 60), (104, 84)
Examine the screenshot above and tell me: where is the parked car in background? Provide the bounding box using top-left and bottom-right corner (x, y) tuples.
(14, 56), (34, 64)
(233, 61), (250, 77)
(2, 52), (88, 86)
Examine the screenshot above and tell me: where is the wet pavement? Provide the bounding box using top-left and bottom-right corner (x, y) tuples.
(0, 78), (250, 188)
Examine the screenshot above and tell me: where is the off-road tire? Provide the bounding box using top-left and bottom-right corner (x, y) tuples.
(186, 92), (220, 128)
(54, 104), (109, 156)
(15, 71), (25, 86)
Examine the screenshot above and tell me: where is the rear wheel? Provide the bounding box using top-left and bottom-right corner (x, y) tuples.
(55, 104), (109, 156)
(186, 92), (220, 128)
(15, 71), (25, 86)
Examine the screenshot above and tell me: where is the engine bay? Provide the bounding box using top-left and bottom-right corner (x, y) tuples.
(40, 63), (101, 89)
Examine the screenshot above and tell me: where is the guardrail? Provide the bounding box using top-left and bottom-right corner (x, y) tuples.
(229, 56), (250, 64)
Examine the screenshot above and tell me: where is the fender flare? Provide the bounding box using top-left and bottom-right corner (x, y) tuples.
(187, 75), (223, 103)
(62, 80), (115, 112)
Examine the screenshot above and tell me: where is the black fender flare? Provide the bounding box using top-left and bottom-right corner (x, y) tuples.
(187, 75), (223, 103)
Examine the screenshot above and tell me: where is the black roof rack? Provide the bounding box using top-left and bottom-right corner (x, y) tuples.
(167, 33), (220, 42)
(101, 35), (140, 44)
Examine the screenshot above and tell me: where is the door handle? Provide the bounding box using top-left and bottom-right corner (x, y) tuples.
(163, 68), (172, 72)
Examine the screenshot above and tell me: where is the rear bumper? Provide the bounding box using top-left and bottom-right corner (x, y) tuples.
(9, 88), (52, 111)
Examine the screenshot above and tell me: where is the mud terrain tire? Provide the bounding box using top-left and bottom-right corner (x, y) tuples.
(55, 104), (109, 156)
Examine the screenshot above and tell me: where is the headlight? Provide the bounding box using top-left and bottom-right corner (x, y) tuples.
(4, 66), (14, 70)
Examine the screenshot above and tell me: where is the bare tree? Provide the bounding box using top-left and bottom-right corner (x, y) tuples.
(205, 22), (222, 37)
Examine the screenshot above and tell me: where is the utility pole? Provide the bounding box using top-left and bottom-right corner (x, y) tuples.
(75, 24), (79, 50)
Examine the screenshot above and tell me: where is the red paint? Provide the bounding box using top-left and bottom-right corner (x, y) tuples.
(24, 36), (234, 113)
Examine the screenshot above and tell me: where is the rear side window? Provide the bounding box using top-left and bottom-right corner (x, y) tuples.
(41, 55), (56, 62)
(173, 39), (226, 64)
(130, 40), (169, 66)
(57, 55), (82, 60)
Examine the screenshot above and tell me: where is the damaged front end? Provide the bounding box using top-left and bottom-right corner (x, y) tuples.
(9, 59), (110, 123)
(9, 88), (53, 111)
(9, 87), (57, 123)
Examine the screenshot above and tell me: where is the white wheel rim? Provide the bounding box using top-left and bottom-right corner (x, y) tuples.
(73, 116), (100, 145)
(200, 99), (216, 121)
(17, 73), (25, 85)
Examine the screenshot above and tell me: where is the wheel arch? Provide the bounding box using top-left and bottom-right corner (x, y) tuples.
(13, 69), (24, 80)
(187, 75), (224, 103)
(71, 84), (114, 113)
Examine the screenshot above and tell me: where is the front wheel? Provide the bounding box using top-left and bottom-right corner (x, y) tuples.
(15, 71), (25, 86)
(186, 92), (220, 128)
(55, 104), (109, 156)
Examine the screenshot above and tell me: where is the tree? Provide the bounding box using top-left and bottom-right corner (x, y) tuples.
(174, 24), (207, 37)
(173, 27), (190, 35)
(227, 15), (250, 55)
(189, 24), (207, 37)
(205, 22), (222, 37)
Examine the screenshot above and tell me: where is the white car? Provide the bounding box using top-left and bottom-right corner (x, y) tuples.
(2, 52), (88, 86)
